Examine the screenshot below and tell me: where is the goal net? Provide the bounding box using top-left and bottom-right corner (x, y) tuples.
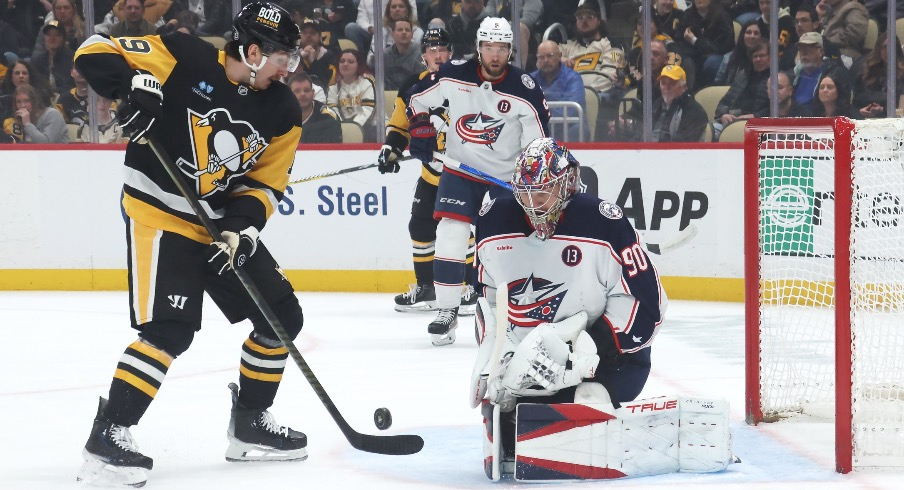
(744, 117), (904, 473)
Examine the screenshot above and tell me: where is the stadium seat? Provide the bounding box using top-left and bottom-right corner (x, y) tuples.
(584, 86), (599, 141)
(67, 123), (80, 142)
(864, 18), (878, 51)
(718, 119), (747, 143)
(340, 122), (363, 143)
(201, 36), (227, 49)
(694, 85), (730, 122)
(619, 88), (638, 116)
(702, 121), (713, 143)
(898, 19), (904, 49)
(733, 21), (741, 43)
(384, 90), (397, 121)
(338, 38), (357, 52)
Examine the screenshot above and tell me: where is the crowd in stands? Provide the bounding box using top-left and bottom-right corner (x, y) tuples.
(1, 0), (903, 145)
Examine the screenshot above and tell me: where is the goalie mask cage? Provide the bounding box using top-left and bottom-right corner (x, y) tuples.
(744, 117), (904, 473)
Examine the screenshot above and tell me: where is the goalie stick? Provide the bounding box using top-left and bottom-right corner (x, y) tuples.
(434, 153), (698, 254)
(288, 156), (417, 185)
(146, 135), (424, 456)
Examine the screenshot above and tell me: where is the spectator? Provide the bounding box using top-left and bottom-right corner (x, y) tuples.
(113, 0), (172, 27)
(290, 72), (341, 144)
(714, 40), (770, 137)
(756, 0), (796, 63)
(303, 0), (356, 53)
(531, 39), (586, 142)
(0, 0), (45, 58)
(809, 73), (856, 118)
(561, 0), (622, 96)
(863, 0), (904, 31)
(375, 19), (424, 91)
(31, 20), (75, 93)
(58, 64), (89, 124)
(3, 83), (68, 143)
(715, 20), (762, 85)
(33, 0), (85, 60)
(109, 0), (157, 37)
(444, 0), (486, 59)
(75, 95), (123, 143)
(816, 0), (868, 63)
(165, 0), (230, 37)
(782, 4), (841, 68)
(622, 38), (671, 115)
(0, 59), (53, 119)
(367, 0), (424, 66)
(791, 31), (848, 107)
(675, 0), (735, 87)
(482, 0), (543, 67)
(653, 0), (683, 40)
(769, 71), (810, 117)
(628, 12), (695, 91)
(422, 0), (462, 32)
(851, 33), (904, 120)
(327, 49), (376, 141)
(298, 16), (337, 94)
(652, 64), (708, 142)
(346, 0), (418, 53)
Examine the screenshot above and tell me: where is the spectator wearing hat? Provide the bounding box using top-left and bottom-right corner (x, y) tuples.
(791, 31), (848, 107)
(298, 16), (338, 94)
(33, 0), (86, 61)
(781, 4), (841, 69)
(109, 0), (157, 37)
(531, 39), (587, 142)
(651, 64), (708, 142)
(289, 72), (341, 144)
(816, 0), (868, 62)
(31, 20), (75, 93)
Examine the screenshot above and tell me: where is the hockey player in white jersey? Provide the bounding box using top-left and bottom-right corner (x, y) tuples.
(468, 138), (731, 481)
(406, 16), (550, 346)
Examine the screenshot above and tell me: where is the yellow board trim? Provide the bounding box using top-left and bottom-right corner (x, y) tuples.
(239, 364), (283, 382)
(113, 368), (159, 397)
(243, 337), (289, 356)
(0, 270), (746, 301)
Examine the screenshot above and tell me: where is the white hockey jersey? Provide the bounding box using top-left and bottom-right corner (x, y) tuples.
(560, 37), (624, 94)
(327, 75), (376, 127)
(475, 194), (667, 354)
(407, 58), (550, 181)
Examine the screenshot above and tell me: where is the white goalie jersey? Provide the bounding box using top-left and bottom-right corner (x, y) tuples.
(407, 58), (551, 181)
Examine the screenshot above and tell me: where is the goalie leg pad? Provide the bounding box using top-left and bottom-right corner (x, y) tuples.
(513, 396), (732, 481)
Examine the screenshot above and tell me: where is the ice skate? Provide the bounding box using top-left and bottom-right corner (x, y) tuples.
(394, 284), (437, 312)
(428, 307), (459, 346)
(76, 397), (152, 488)
(225, 382), (308, 462)
(458, 284), (478, 316)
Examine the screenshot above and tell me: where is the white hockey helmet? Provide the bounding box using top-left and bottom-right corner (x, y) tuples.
(476, 17), (514, 46)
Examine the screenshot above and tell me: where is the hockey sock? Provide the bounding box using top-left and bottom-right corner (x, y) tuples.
(434, 218), (471, 308)
(411, 239), (435, 285)
(106, 340), (173, 426)
(237, 332), (288, 409)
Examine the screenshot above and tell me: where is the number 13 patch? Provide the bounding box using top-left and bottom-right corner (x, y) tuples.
(561, 245), (582, 266)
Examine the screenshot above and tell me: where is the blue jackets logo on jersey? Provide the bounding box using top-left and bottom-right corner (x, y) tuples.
(176, 108), (268, 197)
(507, 275), (566, 327)
(455, 112), (505, 148)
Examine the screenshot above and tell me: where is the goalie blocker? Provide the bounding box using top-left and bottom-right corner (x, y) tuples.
(481, 395), (733, 481)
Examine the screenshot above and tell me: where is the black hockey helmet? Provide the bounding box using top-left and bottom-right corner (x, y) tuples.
(421, 28), (452, 53)
(232, 2), (300, 55)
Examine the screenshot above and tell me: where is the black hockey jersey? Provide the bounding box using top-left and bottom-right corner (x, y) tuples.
(386, 69), (448, 185)
(74, 33), (302, 243)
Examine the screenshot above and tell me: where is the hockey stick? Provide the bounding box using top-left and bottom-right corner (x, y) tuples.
(288, 156), (417, 185)
(146, 135), (424, 456)
(433, 153), (698, 254)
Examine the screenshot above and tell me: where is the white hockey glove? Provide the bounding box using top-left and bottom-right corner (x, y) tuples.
(498, 311), (598, 397)
(208, 226), (259, 275)
(118, 70), (163, 143)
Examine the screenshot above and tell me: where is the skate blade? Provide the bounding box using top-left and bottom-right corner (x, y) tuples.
(458, 303), (476, 316)
(431, 330), (456, 346)
(225, 438), (308, 463)
(76, 452), (148, 488)
(394, 301), (437, 313)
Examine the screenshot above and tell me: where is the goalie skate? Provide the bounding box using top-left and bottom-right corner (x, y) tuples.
(226, 383), (308, 462)
(458, 284), (477, 316)
(394, 284), (437, 312)
(428, 307), (458, 346)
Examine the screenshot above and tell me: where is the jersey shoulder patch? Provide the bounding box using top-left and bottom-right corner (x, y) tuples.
(451, 59), (467, 65)
(599, 201), (623, 219)
(521, 74), (536, 89)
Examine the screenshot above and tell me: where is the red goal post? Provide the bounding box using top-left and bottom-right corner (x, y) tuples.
(744, 117), (904, 474)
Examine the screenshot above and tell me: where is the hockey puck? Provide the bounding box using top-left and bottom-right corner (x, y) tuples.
(374, 407), (392, 430)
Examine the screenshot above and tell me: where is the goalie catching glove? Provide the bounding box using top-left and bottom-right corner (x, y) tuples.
(208, 227), (259, 275)
(118, 70), (163, 143)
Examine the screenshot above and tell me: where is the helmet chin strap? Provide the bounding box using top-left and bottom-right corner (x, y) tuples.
(239, 48), (269, 87)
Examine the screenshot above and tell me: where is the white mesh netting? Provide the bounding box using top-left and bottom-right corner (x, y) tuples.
(755, 118), (904, 468)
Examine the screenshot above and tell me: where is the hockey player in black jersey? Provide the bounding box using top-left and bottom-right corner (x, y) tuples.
(377, 27), (478, 319)
(74, 2), (307, 486)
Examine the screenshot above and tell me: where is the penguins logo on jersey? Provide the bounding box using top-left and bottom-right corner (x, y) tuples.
(507, 275), (567, 327)
(455, 112), (504, 148)
(176, 108), (267, 197)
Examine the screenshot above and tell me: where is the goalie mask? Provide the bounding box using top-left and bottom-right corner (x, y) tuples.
(232, 2), (301, 83)
(512, 138), (580, 240)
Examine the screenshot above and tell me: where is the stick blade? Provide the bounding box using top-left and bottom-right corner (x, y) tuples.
(350, 433), (425, 455)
